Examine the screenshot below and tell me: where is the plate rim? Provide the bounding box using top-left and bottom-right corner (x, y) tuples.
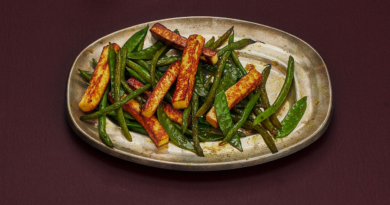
(66, 16), (333, 171)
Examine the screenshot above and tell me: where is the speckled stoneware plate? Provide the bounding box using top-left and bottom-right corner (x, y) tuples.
(66, 16), (332, 171)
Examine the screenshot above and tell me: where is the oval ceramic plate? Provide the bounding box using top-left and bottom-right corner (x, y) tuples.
(66, 16), (332, 171)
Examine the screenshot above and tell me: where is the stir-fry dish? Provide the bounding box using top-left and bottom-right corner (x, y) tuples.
(78, 23), (307, 156)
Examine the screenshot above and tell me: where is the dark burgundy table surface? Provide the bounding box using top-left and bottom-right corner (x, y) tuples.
(1, 0), (389, 204)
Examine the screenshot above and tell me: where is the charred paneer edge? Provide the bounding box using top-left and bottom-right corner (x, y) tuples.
(141, 60), (180, 118)
(206, 67), (263, 128)
(108, 94), (169, 147)
(150, 23), (218, 65)
(172, 34), (205, 109)
(79, 44), (120, 112)
(127, 78), (184, 125)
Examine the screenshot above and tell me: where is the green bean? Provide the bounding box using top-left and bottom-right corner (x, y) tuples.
(276, 96), (307, 138)
(92, 58), (98, 69)
(120, 78), (143, 104)
(253, 56), (295, 125)
(204, 36), (215, 48)
(127, 41), (164, 60)
(146, 56), (182, 67)
(197, 61), (204, 84)
(123, 25), (149, 52)
(78, 69), (92, 82)
(107, 110), (134, 120)
(231, 113), (278, 153)
(232, 107), (243, 115)
(253, 107), (278, 136)
(157, 103), (196, 153)
(259, 65), (283, 129)
(108, 43), (117, 97)
(228, 31), (234, 44)
(214, 91), (243, 151)
(151, 45), (168, 88)
(204, 76), (213, 88)
(115, 48), (132, 141)
(217, 39), (256, 56)
(209, 26), (234, 50)
(182, 104), (191, 134)
(80, 84), (151, 121)
(98, 85), (113, 147)
(128, 126), (149, 136)
(125, 67), (148, 85)
(196, 51), (231, 117)
(191, 93), (204, 156)
(222, 89), (261, 144)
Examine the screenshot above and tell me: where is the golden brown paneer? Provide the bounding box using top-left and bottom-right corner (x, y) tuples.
(172, 34), (205, 109)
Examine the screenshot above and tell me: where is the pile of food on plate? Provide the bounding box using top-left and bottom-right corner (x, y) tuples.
(78, 23), (307, 156)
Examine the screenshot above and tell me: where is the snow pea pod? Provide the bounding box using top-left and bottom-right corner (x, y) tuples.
(217, 39), (256, 56)
(80, 84), (151, 121)
(194, 66), (209, 97)
(123, 25), (149, 52)
(204, 36), (215, 48)
(125, 67), (148, 85)
(191, 93), (204, 156)
(157, 104), (196, 153)
(146, 56), (182, 67)
(209, 26), (234, 50)
(253, 56), (295, 125)
(222, 90), (261, 144)
(196, 51), (231, 117)
(214, 91), (243, 152)
(98, 85), (113, 147)
(260, 65), (282, 129)
(276, 96), (307, 138)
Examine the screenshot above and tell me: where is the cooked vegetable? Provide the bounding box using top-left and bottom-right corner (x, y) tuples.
(92, 58), (98, 69)
(150, 45), (168, 88)
(114, 47), (132, 141)
(146, 56), (182, 67)
(125, 67), (148, 85)
(209, 26), (234, 50)
(204, 36), (215, 48)
(150, 23), (218, 65)
(253, 56), (295, 125)
(182, 104), (191, 134)
(259, 65), (283, 129)
(117, 98), (169, 147)
(79, 44), (120, 112)
(276, 96), (307, 138)
(221, 89), (261, 144)
(191, 93), (204, 156)
(108, 43), (119, 96)
(157, 104), (196, 152)
(214, 91), (242, 151)
(217, 38), (256, 56)
(127, 78), (184, 125)
(172, 34), (205, 109)
(80, 84), (151, 121)
(123, 25), (149, 52)
(196, 51), (231, 117)
(78, 69), (92, 82)
(205, 67), (263, 127)
(142, 60), (180, 118)
(98, 85), (113, 147)
(126, 40), (164, 60)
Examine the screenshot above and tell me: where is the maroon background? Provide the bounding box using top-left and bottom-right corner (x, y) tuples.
(1, 0), (389, 204)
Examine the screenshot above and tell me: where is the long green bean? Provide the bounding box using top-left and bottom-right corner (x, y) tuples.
(217, 39), (256, 56)
(209, 26), (234, 50)
(196, 51), (231, 117)
(253, 56), (295, 125)
(191, 93), (204, 156)
(98, 85), (113, 147)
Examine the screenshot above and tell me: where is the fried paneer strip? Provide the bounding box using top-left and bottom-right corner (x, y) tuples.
(108, 95), (169, 147)
(79, 44), (120, 112)
(127, 78), (184, 125)
(150, 23), (217, 65)
(141, 61), (180, 118)
(172, 34), (205, 109)
(206, 67), (263, 128)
